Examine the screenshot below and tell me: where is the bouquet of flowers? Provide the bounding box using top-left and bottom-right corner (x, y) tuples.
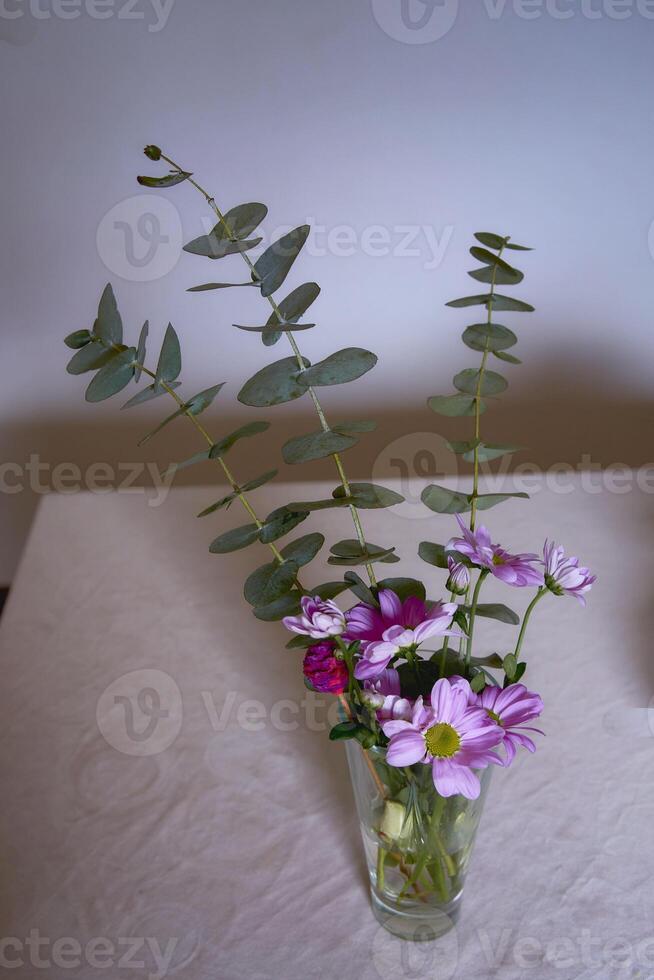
(64, 145), (595, 941)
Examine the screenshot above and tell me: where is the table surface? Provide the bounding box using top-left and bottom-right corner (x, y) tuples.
(0, 477), (653, 980)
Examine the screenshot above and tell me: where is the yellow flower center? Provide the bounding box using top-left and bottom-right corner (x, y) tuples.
(424, 722), (461, 758)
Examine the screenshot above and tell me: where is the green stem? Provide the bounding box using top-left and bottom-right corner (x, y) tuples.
(159, 150), (378, 589)
(514, 587), (546, 661)
(438, 590), (458, 678)
(465, 569), (488, 669)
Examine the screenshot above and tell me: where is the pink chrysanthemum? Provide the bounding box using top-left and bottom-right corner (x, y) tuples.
(472, 683), (544, 766)
(446, 516), (544, 587)
(382, 677), (503, 799)
(349, 591), (458, 681)
(543, 540), (596, 605)
(283, 596), (346, 640)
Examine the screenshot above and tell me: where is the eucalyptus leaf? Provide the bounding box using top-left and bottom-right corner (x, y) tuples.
(209, 523), (261, 554)
(468, 265), (523, 286)
(472, 492), (529, 510)
(377, 578), (426, 601)
(209, 421), (270, 458)
(473, 232), (507, 250)
(471, 673), (486, 694)
(427, 394), (486, 417)
(448, 441), (521, 463)
(196, 491), (238, 517)
(186, 383), (225, 415)
(261, 281), (321, 346)
(169, 450), (211, 474)
(134, 320), (148, 382)
(328, 540), (399, 566)
(299, 348), (377, 388)
(494, 350), (522, 364)
(312, 581), (350, 600)
(254, 592), (302, 622)
(447, 293), (535, 313)
(137, 171), (192, 188)
(155, 323), (181, 386)
(285, 497), (350, 513)
(282, 429), (357, 465)
(453, 368), (508, 397)
(253, 225), (310, 297)
(259, 506), (309, 544)
(421, 484), (471, 514)
(238, 356), (309, 407)
(505, 242), (533, 251)
(462, 323), (517, 352)
(332, 483), (404, 509)
(64, 329), (92, 349)
(418, 542), (448, 568)
(468, 603), (520, 626)
(344, 571), (378, 606)
(260, 561), (299, 606)
(234, 321), (315, 334)
(121, 381), (181, 410)
(95, 283), (123, 344)
(188, 282), (258, 292)
(67, 341), (124, 375)
(217, 202), (268, 241)
(469, 246), (521, 274)
(85, 347), (136, 403)
(198, 469), (278, 517)
(280, 533), (325, 567)
(183, 235), (262, 259)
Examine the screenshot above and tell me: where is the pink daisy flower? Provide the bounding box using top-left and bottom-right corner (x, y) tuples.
(344, 588), (439, 650)
(446, 516), (544, 587)
(382, 677), (503, 799)
(353, 600), (458, 681)
(472, 683), (544, 766)
(543, 540), (596, 605)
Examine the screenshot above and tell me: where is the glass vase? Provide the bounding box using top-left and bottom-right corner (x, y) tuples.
(345, 741), (492, 941)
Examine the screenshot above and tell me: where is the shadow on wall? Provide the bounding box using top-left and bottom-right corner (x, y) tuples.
(2, 350), (652, 583)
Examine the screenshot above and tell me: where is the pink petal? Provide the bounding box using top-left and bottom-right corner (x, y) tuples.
(402, 596), (427, 628)
(387, 731), (427, 767)
(432, 759), (481, 799)
(379, 589), (403, 624)
(430, 678), (454, 721)
(382, 719), (414, 737)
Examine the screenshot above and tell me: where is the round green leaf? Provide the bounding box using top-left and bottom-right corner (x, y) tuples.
(421, 484), (470, 515)
(282, 429), (357, 465)
(462, 323), (517, 352)
(238, 356), (309, 407)
(427, 394), (486, 417)
(453, 369), (508, 396)
(299, 348), (377, 388)
(209, 523), (261, 554)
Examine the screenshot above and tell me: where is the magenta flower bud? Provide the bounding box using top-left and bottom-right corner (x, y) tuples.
(303, 643), (349, 695)
(446, 557), (470, 596)
(283, 595), (346, 640)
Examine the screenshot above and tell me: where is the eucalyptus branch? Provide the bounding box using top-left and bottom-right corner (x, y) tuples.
(470, 242), (506, 532)
(158, 149), (378, 589)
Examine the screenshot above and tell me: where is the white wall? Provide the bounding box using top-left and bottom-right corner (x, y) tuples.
(1, 0), (653, 581)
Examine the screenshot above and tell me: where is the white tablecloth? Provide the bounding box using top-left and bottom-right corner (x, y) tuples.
(0, 478), (652, 980)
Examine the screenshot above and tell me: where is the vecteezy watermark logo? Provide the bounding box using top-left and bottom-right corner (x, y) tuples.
(371, 0), (460, 43)
(96, 669), (183, 756)
(96, 194), (182, 282)
(372, 432), (459, 520)
(0, 931), (179, 979)
(0, 0), (176, 33)
(371, 917), (459, 978)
